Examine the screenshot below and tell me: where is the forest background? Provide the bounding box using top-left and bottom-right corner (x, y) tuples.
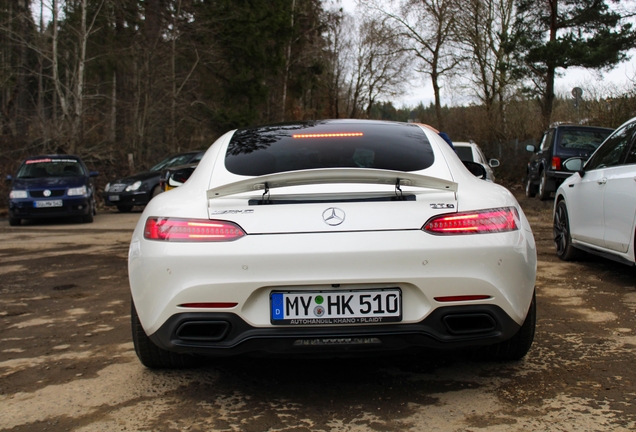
(2, 0), (636, 198)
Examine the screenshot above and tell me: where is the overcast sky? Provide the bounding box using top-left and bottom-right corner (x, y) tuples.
(337, 0), (636, 108)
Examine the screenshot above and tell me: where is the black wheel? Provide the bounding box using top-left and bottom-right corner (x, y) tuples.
(151, 185), (162, 199)
(117, 204), (133, 213)
(83, 200), (94, 223)
(131, 300), (202, 369)
(553, 200), (582, 261)
(472, 292), (536, 362)
(525, 175), (537, 198)
(538, 170), (551, 201)
(9, 217), (21, 226)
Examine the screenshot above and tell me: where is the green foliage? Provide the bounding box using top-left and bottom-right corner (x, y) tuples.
(510, 0), (636, 125)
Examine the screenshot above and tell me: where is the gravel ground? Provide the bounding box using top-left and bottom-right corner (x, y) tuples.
(1, 193), (635, 431)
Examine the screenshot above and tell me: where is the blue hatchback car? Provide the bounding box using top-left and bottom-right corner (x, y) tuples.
(7, 155), (98, 226)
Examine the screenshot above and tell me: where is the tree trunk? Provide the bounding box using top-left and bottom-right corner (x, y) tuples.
(114, 1), (127, 146)
(15, 0), (30, 138)
(541, 0), (558, 129)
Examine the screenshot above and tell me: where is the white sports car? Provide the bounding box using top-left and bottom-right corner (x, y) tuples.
(128, 120), (537, 368)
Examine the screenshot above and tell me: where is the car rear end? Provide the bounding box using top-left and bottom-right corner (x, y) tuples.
(550, 126), (613, 185)
(129, 121), (536, 360)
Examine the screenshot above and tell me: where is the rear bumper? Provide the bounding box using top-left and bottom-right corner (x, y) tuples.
(149, 305), (521, 357)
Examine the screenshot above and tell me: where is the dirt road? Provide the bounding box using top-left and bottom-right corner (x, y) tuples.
(1, 195), (636, 431)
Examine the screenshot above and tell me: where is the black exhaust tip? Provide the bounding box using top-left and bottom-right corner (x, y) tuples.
(176, 321), (231, 342)
(442, 313), (497, 335)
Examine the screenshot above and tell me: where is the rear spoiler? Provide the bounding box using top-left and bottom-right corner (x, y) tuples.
(207, 168), (457, 199)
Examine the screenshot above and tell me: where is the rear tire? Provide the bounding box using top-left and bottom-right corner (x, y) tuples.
(553, 200), (582, 261)
(9, 217), (21, 226)
(131, 300), (202, 369)
(472, 292), (536, 362)
(117, 204), (133, 213)
(538, 170), (551, 201)
(525, 175), (537, 198)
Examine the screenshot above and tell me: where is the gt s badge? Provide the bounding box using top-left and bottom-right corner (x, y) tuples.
(430, 203), (455, 209)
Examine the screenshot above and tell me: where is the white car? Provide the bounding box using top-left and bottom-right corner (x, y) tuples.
(453, 141), (499, 182)
(553, 116), (636, 265)
(128, 120), (537, 368)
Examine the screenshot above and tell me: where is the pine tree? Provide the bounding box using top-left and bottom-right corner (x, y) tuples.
(510, 0), (636, 128)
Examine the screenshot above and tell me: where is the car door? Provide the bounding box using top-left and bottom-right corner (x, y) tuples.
(529, 130), (552, 182)
(569, 122), (636, 248)
(603, 123), (636, 252)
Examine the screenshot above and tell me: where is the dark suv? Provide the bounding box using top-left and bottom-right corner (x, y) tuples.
(525, 124), (613, 200)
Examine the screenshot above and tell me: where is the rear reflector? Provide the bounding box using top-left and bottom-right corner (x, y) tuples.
(144, 218), (246, 242)
(423, 207), (518, 235)
(178, 302), (238, 308)
(434, 295), (492, 302)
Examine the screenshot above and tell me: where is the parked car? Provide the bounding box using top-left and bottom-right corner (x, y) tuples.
(6, 155), (98, 226)
(128, 120), (537, 368)
(525, 124), (613, 200)
(103, 151), (204, 212)
(553, 117), (636, 266)
(453, 141), (499, 182)
(159, 163), (199, 192)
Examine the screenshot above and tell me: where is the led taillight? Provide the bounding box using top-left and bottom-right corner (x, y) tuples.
(144, 218), (246, 242)
(551, 156), (561, 170)
(292, 132), (363, 138)
(423, 207), (519, 235)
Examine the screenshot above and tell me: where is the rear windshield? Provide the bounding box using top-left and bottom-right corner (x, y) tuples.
(558, 128), (612, 150)
(225, 121), (435, 176)
(17, 158), (85, 178)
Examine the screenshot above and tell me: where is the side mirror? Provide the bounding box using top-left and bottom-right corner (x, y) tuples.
(563, 157), (585, 176)
(463, 161), (487, 180)
(89, 171), (99, 177)
(526, 144), (536, 153)
(167, 167), (195, 188)
(5, 174), (12, 182)
(488, 159), (500, 168)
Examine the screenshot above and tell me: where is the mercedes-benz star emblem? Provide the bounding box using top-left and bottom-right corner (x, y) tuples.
(322, 207), (345, 226)
(43, 189), (51, 197)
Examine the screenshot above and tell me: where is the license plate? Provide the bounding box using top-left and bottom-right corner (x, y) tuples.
(108, 195), (120, 202)
(270, 289), (402, 325)
(34, 200), (63, 208)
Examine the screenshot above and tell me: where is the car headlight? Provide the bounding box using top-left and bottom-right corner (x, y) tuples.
(10, 190), (28, 199)
(125, 181), (142, 192)
(104, 182), (111, 192)
(68, 185), (88, 196)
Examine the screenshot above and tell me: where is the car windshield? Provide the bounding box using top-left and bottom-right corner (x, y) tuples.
(558, 129), (612, 150)
(150, 154), (196, 171)
(225, 121), (435, 176)
(454, 146), (474, 162)
(17, 158), (85, 178)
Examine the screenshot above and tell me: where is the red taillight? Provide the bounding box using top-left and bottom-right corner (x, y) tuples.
(551, 156), (561, 170)
(144, 218), (246, 242)
(434, 295), (491, 302)
(178, 302), (238, 308)
(423, 207), (519, 235)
